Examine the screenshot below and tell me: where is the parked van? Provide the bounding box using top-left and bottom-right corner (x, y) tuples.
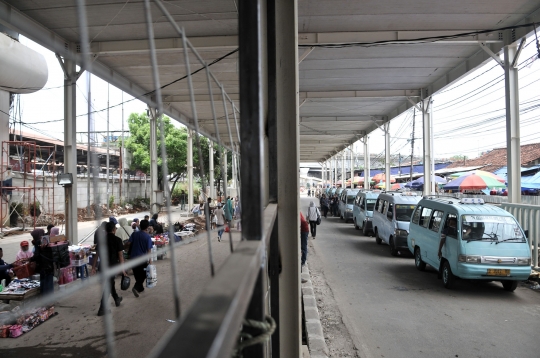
(339, 188), (360, 222)
(353, 190), (380, 236)
(372, 192), (421, 256)
(407, 197), (531, 291)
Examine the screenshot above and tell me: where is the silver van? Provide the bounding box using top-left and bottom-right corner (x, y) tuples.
(372, 192), (421, 256)
(353, 190), (380, 236)
(339, 188), (360, 222)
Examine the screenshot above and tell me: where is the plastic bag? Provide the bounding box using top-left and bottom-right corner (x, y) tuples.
(146, 264), (157, 288)
(121, 275), (131, 291)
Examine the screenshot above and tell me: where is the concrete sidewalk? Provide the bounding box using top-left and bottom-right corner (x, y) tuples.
(0, 222), (242, 358)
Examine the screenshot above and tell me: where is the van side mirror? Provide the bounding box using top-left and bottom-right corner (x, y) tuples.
(387, 211), (393, 219)
(524, 229), (529, 238)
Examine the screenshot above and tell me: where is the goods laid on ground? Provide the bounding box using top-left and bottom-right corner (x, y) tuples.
(0, 279), (40, 301)
(0, 305), (57, 338)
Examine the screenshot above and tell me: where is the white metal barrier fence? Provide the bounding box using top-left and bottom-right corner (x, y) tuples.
(501, 203), (540, 269)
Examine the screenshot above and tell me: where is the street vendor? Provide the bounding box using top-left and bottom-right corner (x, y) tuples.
(29, 229), (54, 295)
(50, 227), (60, 238)
(16, 241), (33, 261)
(0, 248), (14, 286)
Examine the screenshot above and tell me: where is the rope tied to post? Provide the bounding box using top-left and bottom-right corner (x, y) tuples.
(232, 315), (276, 357)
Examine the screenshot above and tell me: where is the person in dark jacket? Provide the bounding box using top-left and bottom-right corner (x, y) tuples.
(0, 248), (14, 287)
(30, 229), (54, 295)
(91, 222), (127, 316)
(319, 194), (329, 218)
(128, 220), (153, 297)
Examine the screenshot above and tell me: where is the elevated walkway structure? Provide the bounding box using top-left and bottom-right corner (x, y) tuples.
(1, 1), (540, 357)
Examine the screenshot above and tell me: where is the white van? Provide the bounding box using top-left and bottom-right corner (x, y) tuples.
(408, 197), (531, 290)
(372, 192), (420, 256)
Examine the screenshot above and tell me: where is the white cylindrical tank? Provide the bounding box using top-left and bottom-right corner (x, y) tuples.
(0, 33), (48, 94)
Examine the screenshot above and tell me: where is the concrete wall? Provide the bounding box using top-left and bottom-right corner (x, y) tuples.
(8, 172), (150, 213)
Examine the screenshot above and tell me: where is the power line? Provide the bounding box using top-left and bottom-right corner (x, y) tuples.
(299, 23), (539, 49)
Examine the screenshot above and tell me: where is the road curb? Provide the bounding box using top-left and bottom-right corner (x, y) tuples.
(302, 264), (329, 357)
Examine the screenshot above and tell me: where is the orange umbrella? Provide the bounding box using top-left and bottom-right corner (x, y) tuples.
(372, 173), (396, 183)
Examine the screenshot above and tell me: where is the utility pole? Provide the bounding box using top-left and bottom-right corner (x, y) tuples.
(106, 83), (110, 210)
(410, 108), (415, 183)
(86, 72), (91, 218)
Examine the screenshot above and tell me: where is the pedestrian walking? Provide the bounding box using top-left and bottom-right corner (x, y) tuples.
(306, 201), (320, 239)
(180, 190), (186, 210)
(214, 203), (226, 242)
(224, 196), (233, 225)
(300, 212), (309, 266)
(128, 219), (153, 298)
(91, 222), (127, 316)
(319, 194), (329, 218)
(234, 200), (241, 231)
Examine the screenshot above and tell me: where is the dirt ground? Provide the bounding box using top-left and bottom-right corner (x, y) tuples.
(308, 239), (361, 358)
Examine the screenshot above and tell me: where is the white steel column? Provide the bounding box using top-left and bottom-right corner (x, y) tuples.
(364, 135), (370, 190)
(149, 108), (158, 214)
(422, 94), (432, 196)
(276, 0), (300, 354)
(209, 141), (214, 200)
(504, 41), (522, 203)
(232, 152), (238, 190)
(384, 122), (391, 191)
(223, 149), (228, 195)
(341, 152), (345, 188)
(334, 156), (337, 187)
(0, 90), (8, 164)
(187, 129), (193, 212)
(62, 58), (78, 244)
(349, 145), (354, 185)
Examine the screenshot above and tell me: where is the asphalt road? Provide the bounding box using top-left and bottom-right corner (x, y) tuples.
(303, 197), (539, 358)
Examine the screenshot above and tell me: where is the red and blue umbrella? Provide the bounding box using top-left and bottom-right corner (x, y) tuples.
(444, 172), (506, 191)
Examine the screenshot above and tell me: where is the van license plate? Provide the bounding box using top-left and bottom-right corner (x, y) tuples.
(487, 269), (510, 276)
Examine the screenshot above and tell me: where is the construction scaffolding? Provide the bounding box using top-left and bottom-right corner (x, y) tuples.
(0, 140), (56, 233)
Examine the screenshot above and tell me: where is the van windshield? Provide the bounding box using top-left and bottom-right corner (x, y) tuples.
(366, 200), (376, 211)
(461, 215), (526, 243)
(347, 196), (356, 204)
(395, 205), (416, 222)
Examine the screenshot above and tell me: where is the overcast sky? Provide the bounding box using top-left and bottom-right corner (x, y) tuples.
(14, 35), (540, 167)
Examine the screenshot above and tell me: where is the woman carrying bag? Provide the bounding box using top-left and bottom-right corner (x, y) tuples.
(307, 201), (321, 239)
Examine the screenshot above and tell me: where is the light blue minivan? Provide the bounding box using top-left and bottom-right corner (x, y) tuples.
(408, 197), (532, 291)
(372, 192), (421, 256)
(353, 191), (380, 236)
(339, 188), (360, 222)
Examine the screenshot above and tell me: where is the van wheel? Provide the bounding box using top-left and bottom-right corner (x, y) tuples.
(362, 222), (368, 236)
(502, 280), (518, 292)
(442, 261), (455, 289)
(414, 247), (426, 271)
(354, 219), (359, 230)
(389, 237), (398, 256)
(375, 229), (382, 245)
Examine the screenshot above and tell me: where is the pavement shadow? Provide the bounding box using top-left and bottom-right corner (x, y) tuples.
(379, 260), (528, 300)
(351, 236), (414, 259)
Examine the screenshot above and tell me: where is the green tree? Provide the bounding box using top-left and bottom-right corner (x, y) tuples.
(125, 112), (228, 195)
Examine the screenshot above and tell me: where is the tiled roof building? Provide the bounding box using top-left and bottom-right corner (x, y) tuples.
(447, 143), (540, 173)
